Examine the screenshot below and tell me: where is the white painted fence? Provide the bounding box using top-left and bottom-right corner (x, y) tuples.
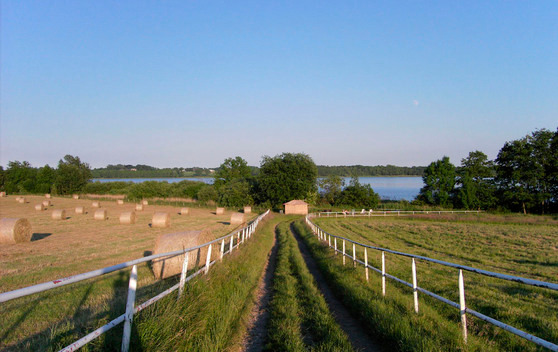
(0, 210), (270, 352)
(305, 213), (558, 351)
(316, 209), (481, 218)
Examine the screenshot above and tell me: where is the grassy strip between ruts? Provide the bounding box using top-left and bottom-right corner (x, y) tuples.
(264, 221), (354, 351)
(291, 220), (500, 352)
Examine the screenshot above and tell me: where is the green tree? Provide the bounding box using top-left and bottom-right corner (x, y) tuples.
(4, 161), (38, 193)
(336, 176), (380, 208)
(213, 156), (252, 189)
(455, 151), (496, 210)
(418, 156), (456, 207)
(258, 153), (318, 207)
(197, 185), (218, 203)
(218, 179), (253, 207)
(55, 155), (92, 195)
(319, 175), (344, 205)
(36, 165), (57, 194)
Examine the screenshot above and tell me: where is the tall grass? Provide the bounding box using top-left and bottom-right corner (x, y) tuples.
(264, 221), (354, 351)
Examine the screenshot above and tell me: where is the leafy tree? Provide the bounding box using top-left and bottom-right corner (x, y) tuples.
(36, 165), (57, 194)
(4, 161), (38, 193)
(455, 151), (496, 210)
(0, 166), (4, 190)
(550, 130), (558, 205)
(319, 175), (344, 205)
(336, 176), (380, 208)
(213, 157), (252, 189)
(55, 155), (92, 195)
(218, 179), (253, 207)
(197, 185), (218, 203)
(418, 156), (456, 207)
(258, 153), (318, 207)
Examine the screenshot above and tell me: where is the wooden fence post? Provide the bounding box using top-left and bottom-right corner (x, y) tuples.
(412, 258), (418, 313)
(121, 265), (137, 352)
(364, 248), (369, 281)
(382, 252), (386, 296)
(205, 244), (212, 275)
(459, 269), (468, 343)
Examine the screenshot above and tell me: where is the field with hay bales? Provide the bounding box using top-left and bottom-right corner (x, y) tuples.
(0, 195), (257, 351)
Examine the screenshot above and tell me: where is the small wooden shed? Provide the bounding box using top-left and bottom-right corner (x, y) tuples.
(284, 200), (308, 215)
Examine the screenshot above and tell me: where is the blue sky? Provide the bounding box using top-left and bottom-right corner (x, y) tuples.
(1, 1), (556, 168)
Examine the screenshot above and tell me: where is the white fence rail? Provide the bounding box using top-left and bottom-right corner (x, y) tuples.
(305, 213), (558, 351)
(316, 209), (481, 218)
(0, 210), (270, 352)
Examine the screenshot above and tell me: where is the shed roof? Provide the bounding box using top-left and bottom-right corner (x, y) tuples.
(283, 200), (308, 206)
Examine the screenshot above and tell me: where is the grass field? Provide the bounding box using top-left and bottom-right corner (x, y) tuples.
(0, 195), (256, 351)
(308, 214), (558, 351)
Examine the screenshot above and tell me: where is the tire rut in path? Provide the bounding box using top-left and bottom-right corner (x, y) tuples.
(289, 222), (385, 352)
(241, 225), (279, 352)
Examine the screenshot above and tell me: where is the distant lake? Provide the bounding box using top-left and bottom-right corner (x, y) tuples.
(91, 176), (424, 201)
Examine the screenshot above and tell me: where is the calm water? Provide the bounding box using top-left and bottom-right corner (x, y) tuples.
(92, 176), (423, 201)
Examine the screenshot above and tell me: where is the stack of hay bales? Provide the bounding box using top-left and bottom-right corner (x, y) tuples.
(45, 194), (51, 199)
(243, 206), (252, 214)
(216, 207), (225, 215)
(94, 209), (108, 220)
(35, 204), (45, 211)
(117, 200), (124, 205)
(152, 213), (170, 228)
(52, 210), (66, 220)
(73, 194), (80, 200)
(180, 207), (189, 215)
(152, 230), (214, 279)
(42, 200), (51, 208)
(0, 218), (32, 244)
(230, 212), (245, 225)
(75, 206), (85, 214)
(120, 211), (136, 224)
(92, 202), (101, 208)
(135, 203), (144, 211)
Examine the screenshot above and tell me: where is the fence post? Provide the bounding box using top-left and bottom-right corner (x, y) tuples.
(242, 229), (245, 243)
(220, 239), (225, 261)
(205, 244), (212, 275)
(328, 235), (331, 248)
(459, 269), (468, 343)
(364, 248), (369, 281)
(334, 238), (337, 255)
(382, 252), (386, 296)
(237, 232), (241, 246)
(343, 240), (346, 265)
(412, 258), (418, 313)
(178, 251), (190, 299)
(230, 235), (234, 253)
(121, 265), (137, 352)
(353, 243), (357, 267)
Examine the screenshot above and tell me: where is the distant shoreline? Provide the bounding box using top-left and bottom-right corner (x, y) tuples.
(91, 175), (423, 180)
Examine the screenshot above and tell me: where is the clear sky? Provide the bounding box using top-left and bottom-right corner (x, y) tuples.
(1, 1), (557, 168)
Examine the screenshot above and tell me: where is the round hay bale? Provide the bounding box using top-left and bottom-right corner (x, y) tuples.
(243, 206), (252, 214)
(180, 207), (190, 215)
(94, 209), (107, 220)
(73, 194), (80, 200)
(0, 191), (7, 197)
(75, 206), (85, 214)
(17, 197), (25, 204)
(135, 203), (144, 211)
(42, 200), (51, 207)
(52, 209), (66, 220)
(35, 204), (45, 211)
(92, 201), (101, 208)
(152, 213), (170, 228)
(0, 218), (32, 244)
(230, 212), (245, 225)
(152, 229), (215, 279)
(45, 194), (51, 199)
(216, 207), (225, 215)
(117, 200), (124, 205)
(142, 200), (148, 206)
(120, 211), (136, 224)
(15, 196), (21, 202)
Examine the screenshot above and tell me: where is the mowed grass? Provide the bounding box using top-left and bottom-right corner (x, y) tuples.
(0, 195), (256, 351)
(309, 214), (558, 351)
(264, 221), (354, 351)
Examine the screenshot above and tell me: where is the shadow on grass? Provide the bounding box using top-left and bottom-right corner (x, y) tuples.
(31, 233), (52, 241)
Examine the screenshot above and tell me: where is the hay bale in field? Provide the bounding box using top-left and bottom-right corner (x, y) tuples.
(18, 197), (25, 204)
(216, 207), (225, 215)
(35, 204), (45, 211)
(142, 200), (148, 206)
(52, 209), (66, 220)
(0, 191), (7, 197)
(73, 194), (80, 200)
(180, 207), (190, 215)
(230, 212), (245, 225)
(120, 211), (136, 224)
(152, 229), (214, 279)
(94, 209), (107, 220)
(243, 206), (252, 214)
(152, 213), (170, 228)
(42, 200), (51, 207)
(45, 194), (51, 199)
(0, 218), (32, 244)
(135, 203), (144, 211)
(92, 201), (101, 208)
(117, 200), (124, 205)
(75, 206), (85, 214)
